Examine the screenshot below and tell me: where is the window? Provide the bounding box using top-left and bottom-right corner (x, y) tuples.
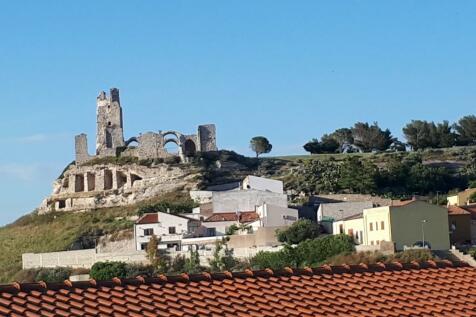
(348, 229), (354, 237)
(207, 228), (217, 236)
(339, 224), (344, 234)
(168, 227), (176, 234)
(369, 223), (373, 231)
(140, 243), (148, 250)
(355, 231), (359, 240)
(375, 222), (379, 231)
(143, 228), (154, 236)
(381, 221), (385, 230)
(377, 240), (380, 245)
(370, 241), (374, 245)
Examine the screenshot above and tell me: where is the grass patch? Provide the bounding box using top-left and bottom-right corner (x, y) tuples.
(0, 191), (192, 283)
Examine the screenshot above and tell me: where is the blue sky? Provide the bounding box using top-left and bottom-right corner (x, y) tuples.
(0, 1), (475, 225)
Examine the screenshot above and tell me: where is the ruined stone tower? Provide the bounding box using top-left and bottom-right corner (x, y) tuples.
(96, 88), (125, 156)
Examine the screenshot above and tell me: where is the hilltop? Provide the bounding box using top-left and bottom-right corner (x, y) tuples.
(0, 146), (475, 282)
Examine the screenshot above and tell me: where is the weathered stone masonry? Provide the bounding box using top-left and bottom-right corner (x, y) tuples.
(76, 88), (217, 164)
(38, 88), (216, 214)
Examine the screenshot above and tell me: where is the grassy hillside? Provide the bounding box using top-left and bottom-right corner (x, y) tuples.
(1, 147), (475, 283)
(0, 192), (193, 283)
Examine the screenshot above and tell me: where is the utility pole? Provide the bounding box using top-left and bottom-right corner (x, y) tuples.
(421, 220), (427, 248)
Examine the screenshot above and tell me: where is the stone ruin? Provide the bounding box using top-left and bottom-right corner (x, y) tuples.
(76, 88), (217, 164)
(38, 88), (217, 214)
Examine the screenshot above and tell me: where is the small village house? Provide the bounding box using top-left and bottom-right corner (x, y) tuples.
(333, 200), (450, 251)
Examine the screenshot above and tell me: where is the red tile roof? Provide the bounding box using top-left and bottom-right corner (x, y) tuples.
(205, 211), (259, 223)
(1, 261), (476, 316)
(136, 213), (159, 224)
(462, 205), (476, 220)
(448, 205), (471, 215)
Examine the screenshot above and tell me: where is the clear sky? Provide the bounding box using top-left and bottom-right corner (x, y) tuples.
(0, 1), (475, 225)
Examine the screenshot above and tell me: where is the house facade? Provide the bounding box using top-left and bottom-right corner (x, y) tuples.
(333, 200), (451, 251)
(447, 188), (476, 206)
(134, 212), (200, 251)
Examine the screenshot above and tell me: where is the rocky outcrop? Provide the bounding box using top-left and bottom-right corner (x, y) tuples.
(38, 162), (202, 214)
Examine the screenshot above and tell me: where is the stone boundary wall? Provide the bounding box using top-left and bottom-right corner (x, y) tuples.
(22, 249), (147, 269)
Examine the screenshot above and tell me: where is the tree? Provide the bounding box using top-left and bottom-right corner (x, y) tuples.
(146, 235), (160, 267)
(303, 137), (339, 154)
(208, 238), (236, 272)
(90, 262), (127, 280)
(455, 115), (476, 145)
(403, 120), (456, 150)
(184, 249), (202, 273)
(250, 136), (272, 157)
(351, 122), (394, 152)
(276, 219), (320, 244)
(338, 157), (377, 193)
(403, 120), (433, 150)
(328, 128), (354, 147)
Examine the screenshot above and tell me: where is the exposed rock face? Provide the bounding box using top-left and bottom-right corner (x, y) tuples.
(38, 163), (201, 214)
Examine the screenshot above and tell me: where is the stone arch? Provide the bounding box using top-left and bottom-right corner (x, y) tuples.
(184, 139), (197, 157)
(164, 137), (180, 154)
(125, 137), (139, 147)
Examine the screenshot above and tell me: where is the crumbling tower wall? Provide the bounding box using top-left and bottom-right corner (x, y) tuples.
(96, 88), (125, 157)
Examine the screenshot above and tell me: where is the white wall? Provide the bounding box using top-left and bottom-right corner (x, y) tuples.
(242, 176), (284, 194)
(23, 249), (147, 269)
(212, 190), (287, 212)
(256, 204), (298, 227)
(134, 212), (193, 250)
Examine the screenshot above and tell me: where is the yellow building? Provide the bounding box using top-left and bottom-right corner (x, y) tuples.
(333, 200), (450, 251)
(447, 188), (476, 206)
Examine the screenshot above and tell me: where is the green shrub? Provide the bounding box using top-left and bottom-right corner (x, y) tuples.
(276, 219), (320, 244)
(35, 267), (73, 283)
(251, 235), (355, 269)
(125, 263), (154, 278)
(90, 262), (127, 280)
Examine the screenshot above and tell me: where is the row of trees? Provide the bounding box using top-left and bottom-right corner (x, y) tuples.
(304, 115), (476, 154)
(288, 154), (475, 196)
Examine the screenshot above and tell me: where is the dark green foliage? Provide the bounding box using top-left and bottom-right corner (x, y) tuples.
(351, 122), (394, 151)
(209, 239), (237, 272)
(124, 263), (154, 277)
(138, 197), (198, 216)
(402, 120), (456, 150)
(33, 267), (73, 283)
(251, 235), (354, 269)
(250, 250), (291, 270)
(303, 137), (339, 154)
(326, 249), (434, 265)
(470, 192), (476, 203)
(184, 249), (202, 274)
(455, 115), (476, 146)
(276, 219), (320, 244)
(250, 136), (272, 157)
(170, 255), (187, 273)
(338, 157), (377, 193)
(90, 261), (127, 280)
(225, 224), (239, 235)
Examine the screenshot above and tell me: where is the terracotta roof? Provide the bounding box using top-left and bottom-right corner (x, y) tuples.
(462, 204), (476, 220)
(1, 261), (476, 316)
(448, 205), (471, 215)
(204, 211), (259, 223)
(391, 199), (417, 207)
(136, 213), (159, 224)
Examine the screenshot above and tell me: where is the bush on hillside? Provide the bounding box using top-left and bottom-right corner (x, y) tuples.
(251, 234), (355, 269)
(276, 219), (320, 245)
(90, 262), (127, 280)
(325, 249), (435, 265)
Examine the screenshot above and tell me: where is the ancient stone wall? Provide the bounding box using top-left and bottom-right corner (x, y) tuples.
(198, 124), (217, 152)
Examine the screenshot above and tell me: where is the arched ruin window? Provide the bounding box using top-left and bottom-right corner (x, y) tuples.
(164, 138), (180, 154)
(184, 139), (197, 157)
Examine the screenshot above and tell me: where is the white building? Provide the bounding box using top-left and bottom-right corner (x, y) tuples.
(242, 175), (284, 194)
(134, 212), (200, 251)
